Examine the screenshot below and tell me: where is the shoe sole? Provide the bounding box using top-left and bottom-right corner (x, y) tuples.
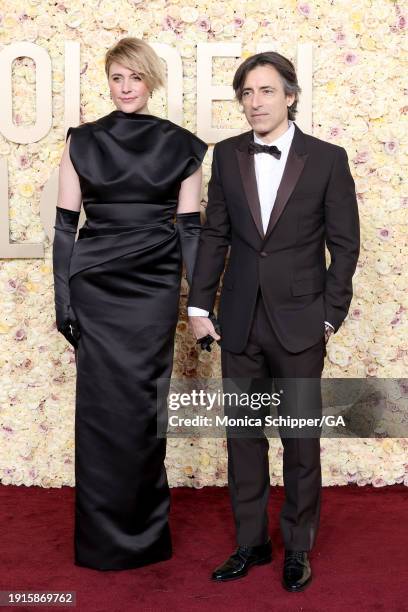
(282, 574), (312, 592)
(211, 556), (272, 582)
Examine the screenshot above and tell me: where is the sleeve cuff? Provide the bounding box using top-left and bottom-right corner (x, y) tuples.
(188, 306), (210, 317)
(324, 321), (335, 330)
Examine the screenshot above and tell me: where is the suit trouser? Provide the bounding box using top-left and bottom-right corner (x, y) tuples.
(221, 290), (325, 552)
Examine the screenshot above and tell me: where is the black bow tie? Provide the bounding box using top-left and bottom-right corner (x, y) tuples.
(248, 141), (282, 159)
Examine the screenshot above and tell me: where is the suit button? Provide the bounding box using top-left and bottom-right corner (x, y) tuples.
(260, 251), (268, 257)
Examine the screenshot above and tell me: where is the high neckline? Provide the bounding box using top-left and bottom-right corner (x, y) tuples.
(111, 110), (161, 120)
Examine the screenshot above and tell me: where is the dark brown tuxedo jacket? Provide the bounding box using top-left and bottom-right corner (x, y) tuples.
(188, 123), (360, 354)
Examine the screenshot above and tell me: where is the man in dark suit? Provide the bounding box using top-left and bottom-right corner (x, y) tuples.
(188, 51), (360, 592)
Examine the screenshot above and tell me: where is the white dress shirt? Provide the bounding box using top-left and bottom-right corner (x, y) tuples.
(254, 120), (295, 233)
(188, 121), (334, 331)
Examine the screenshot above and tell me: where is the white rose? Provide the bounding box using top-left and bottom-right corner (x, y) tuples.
(180, 6), (199, 23)
(65, 10), (83, 28)
(377, 166), (394, 182)
(327, 345), (351, 367)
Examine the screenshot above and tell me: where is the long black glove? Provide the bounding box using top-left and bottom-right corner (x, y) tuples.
(176, 211), (202, 286)
(52, 206), (81, 349)
(176, 212), (221, 352)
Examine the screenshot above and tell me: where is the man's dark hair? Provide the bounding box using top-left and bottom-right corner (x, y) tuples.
(232, 51), (301, 121)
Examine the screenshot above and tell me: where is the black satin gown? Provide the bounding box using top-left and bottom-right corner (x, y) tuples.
(66, 110), (207, 570)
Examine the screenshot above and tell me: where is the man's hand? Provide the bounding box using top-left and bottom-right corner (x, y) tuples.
(189, 316), (221, 342)
(324, 324), (334, 344)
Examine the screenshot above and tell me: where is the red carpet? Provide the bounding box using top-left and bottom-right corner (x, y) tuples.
(0, 484), (407, 611)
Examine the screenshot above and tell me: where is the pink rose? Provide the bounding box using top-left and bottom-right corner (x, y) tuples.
(378, 228), (391, 240)
(5, 279), (18, 292)
(298, 3), (311, 17)
(397, 15), (406, 30)
(329, 126), (342, 138)
(354, 150), (370, 164)
(163, 15), (175, 30)
(344, 52), (358, 65)
(335, 31), (346, 45)
(19, 155), (31, 169)
(197, 17), (211, 32)
(366, 363), (378, 376)
(162, 16), (183, 34)
(384, 140), (398, 154)
(15, 328), (27, 341)
(350, 308), (362, 320)
(373, 478), (386, 487)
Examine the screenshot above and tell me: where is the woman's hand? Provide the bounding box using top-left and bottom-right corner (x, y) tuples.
(60, 318), (81, 349)
(56, 304), (81, 349)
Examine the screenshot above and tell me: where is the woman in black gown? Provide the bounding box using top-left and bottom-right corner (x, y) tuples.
(52, 37), (207, 570)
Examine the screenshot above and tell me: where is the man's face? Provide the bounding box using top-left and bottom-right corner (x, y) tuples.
(240, 64), (295, 139)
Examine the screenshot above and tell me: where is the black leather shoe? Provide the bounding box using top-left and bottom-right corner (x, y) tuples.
(282, 550), (312, 592)
(211, 540), (272, 582)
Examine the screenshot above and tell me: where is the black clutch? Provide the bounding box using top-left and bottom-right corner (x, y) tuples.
(196, 312), (221, 352)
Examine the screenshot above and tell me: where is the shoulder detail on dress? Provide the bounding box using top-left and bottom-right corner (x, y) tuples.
(161, 118), (207, 146)
(66, 121), (96, 141)
(69, 114), (117, 135)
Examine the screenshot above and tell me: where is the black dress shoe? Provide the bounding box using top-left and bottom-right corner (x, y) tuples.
(282, 550), (312, 592)
(211, 540), (272, 582)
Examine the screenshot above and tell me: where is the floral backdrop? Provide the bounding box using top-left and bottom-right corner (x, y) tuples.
(0, 0), (407, 488)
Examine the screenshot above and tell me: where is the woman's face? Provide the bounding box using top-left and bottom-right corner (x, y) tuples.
(108, 61), (151, 114)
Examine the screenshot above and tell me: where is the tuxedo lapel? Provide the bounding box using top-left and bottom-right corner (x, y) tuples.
(263, 124), (308, 241)
(234, 124), (309, 242)
(235, 131), (264, 238)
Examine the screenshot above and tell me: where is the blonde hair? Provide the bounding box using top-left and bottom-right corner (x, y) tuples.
(105, 37), (165, 93)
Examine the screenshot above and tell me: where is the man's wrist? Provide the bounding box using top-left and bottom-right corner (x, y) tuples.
(188, 306), (210, 317)
(324, 321), (334, 345)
